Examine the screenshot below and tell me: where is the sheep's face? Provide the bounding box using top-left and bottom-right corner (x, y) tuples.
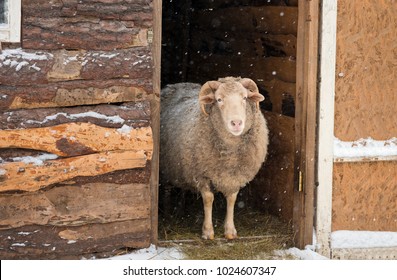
(199, 78), (265, 137)
(214, 83), (248, 136)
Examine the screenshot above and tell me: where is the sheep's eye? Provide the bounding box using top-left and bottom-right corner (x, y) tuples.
(243, 96), (247, 101)
(217, 98), (223, 103)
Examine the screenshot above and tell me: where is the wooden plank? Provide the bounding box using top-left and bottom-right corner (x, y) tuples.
(190, 32), (297, 57)
(316, 0), (338, 258)
(1, 102), (150, 130)
(0, 150), (149, 192)
(0, 123), (153, 157)
(293, 0), (319, 249)
(189, 55), (296, 83)
(259, 79), (296, 114)
(22, 0), (152, 50)
(334, 0), (397, 141)
(1, 82), (150, 110)
(149, 0), (162, 246)
(332, 161), (397, 232)
(249, 111), (295, 222)
(0, 48), (152, 86)
(192, 6), (298, 35)
(0, 183), (150, 229)
(0, 220), (151, 259)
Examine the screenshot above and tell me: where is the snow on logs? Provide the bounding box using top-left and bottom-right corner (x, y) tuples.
(0, 102), (153, 193)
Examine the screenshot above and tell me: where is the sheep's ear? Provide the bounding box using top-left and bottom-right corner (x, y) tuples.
(240, 78), (265, 102)
(199, 81), (221, 116)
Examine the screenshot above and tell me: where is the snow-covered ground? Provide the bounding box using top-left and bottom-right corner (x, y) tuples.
(105, 244), (327, 260)
(105, 230), (397, 260)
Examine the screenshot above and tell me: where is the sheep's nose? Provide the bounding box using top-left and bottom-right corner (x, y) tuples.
(231, 119), (243, 128)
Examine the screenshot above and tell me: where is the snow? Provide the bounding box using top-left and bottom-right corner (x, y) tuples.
(104, 244), (328, 260)
(0, 48), (53, 72)
(12, 153), (58, 166)
(25, 112), (125, 125)
(276, 246), (328, 260)
(331, 230), (397, 249)
(116, 124), (133, 136)
(105, 244), (184, 260)
(334, 137), (397, 159)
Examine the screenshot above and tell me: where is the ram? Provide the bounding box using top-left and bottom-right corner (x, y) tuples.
(160, 77), (269, 239)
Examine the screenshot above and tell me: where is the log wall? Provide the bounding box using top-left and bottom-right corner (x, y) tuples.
(0, 0), (156, 259)
(332, 0), (397, 232)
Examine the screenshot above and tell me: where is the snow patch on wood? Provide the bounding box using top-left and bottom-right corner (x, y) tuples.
(11, 153), (58, 166)
(25, 112), (126, 125)
(0, 48), (53, 72)
(331, 230), (397, 249)
(334, 137), (397, 160)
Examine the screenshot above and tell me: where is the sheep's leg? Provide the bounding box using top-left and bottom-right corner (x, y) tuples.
(224, 191), (238, 240)
(200, 188), (215, 240)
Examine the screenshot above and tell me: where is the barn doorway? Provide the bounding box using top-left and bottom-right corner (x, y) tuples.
(158, 0), (318, 254)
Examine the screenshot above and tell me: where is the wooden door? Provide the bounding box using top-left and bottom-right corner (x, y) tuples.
(293, 0), (319, 248)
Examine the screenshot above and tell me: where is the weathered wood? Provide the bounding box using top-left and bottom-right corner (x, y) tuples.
(0, 220), (151, 259)
(0, 150), (149, 192)
(0, 48), (152, 86)
(192, 0), (291, 9)
(0, 183), (150, 229)
(334, 0), (397, 141)
(22, 0), (152, 50)
(333, 161), (397, 232)
(258, 79), (296, 114)
(149, 0), (162, 246)
(192, 6), (298, 35)
(0, 123), (153, 157)
(249, 111), (295, 222)
(1, 102), (150, 130)
(293, 0), (319, 249)
(190, 32), (297, 58)
(189, 55), (296, 83)
(1, 82), (150, 110)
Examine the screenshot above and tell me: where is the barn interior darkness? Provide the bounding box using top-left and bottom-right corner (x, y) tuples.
(160, 0), (298, 240)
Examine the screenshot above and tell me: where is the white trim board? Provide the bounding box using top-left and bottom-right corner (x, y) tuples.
(315, 0), (338, 258)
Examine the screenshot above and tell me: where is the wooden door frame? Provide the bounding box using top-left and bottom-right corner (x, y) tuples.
(150, 0), (162, 245)
(293, 0), (320, 249)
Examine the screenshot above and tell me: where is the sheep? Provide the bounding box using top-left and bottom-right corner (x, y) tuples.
(160, 77), (269, 240)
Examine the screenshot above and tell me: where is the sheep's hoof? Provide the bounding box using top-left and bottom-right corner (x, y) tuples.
(202, 227), (215, 240)
(202, 233), (215, 240)
(225, 233), (238, 240)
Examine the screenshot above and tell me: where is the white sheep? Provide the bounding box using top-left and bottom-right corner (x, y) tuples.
(160, 77), (269, 240)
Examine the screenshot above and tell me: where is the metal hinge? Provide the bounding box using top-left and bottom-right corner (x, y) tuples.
(298, 171), (303, 192)
(147, 28), (154, 44)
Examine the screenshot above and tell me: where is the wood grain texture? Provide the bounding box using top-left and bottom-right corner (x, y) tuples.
(0, 183), (150, 229)
(22, 0), (152, 50)
(0, 48), (152, 86)
(192, 6), (298, 35)
(334, 0), (397, 140)
(249, 111), (295, 222)
(1, 102), (150, 130)
(0, 220), (151, 259)
(0, 150), (149, 192)
(0, 123), (153, 157)
(332, 161), (397, 231)
(1, 82), (150, 110)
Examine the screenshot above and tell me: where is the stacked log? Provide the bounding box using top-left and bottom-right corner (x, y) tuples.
(0, 0), (155, 259)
